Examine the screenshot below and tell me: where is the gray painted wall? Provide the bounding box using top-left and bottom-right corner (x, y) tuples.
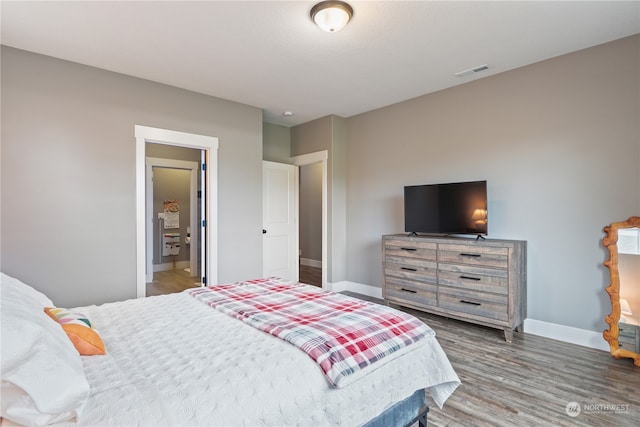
(1, 46), (263, 307)
(263, 123), (291, 163)
(331, 116), (347, 283)
(146, 143), (201, 163)
(345, 35), (640, 333)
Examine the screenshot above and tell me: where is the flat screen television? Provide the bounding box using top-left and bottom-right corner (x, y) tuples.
(404, 180), (487, 236)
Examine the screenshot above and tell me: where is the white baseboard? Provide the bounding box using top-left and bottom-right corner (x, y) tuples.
(330, 281), (610, 352)
(153, 260), (190, 272)
(300, 258), (323, 269)
(523, 318), (610, 352)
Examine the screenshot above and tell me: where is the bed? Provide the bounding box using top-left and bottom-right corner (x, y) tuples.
(1, 273), (460, 426)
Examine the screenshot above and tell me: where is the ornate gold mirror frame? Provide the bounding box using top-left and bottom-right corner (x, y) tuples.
(602, 216), (640, 367)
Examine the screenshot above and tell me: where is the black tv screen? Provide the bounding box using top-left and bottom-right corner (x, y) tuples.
(404, 180), (487, 235)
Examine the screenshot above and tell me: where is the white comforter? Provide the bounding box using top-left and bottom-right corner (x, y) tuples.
(59, 291), (460, 426)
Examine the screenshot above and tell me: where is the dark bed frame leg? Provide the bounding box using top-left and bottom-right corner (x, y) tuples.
(408, 404), (428, 427)
(418, 405), (429, 427)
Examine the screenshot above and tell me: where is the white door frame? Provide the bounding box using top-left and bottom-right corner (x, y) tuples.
(291, 150), (328, 289)
(145, 158), (199, 282)
(135, 125), (218, 298)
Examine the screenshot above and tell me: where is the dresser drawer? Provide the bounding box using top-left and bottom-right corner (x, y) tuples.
(438, 263), (508, 294)
(385, 279), (437, 309)
(438, 287), (508, 322)
(384, 255), (437, 283)
(384, 239), (437, 261)
(438, 243), (508, 269)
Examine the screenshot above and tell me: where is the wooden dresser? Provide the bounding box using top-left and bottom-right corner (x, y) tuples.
(382, 234), (527, 342)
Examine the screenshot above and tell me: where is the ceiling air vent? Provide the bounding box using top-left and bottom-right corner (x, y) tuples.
(454, 64), (489, 78)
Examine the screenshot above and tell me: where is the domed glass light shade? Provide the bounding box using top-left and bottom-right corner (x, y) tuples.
(311, 1), (353, 32)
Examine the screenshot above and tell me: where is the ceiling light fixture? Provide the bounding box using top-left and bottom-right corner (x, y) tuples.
(311, 1), (353, 33)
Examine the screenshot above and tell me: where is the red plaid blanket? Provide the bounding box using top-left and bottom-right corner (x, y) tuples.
(189, 278), (434, 387)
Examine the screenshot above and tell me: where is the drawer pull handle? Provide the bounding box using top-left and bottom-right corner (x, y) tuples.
(401, 267), (417, 272)
(401, 288), (417, 294)
(460, 300), (481, 306)
(460, 253), (481, 257)
(401, 247), (417, 252)
(460, 275), (481, 281)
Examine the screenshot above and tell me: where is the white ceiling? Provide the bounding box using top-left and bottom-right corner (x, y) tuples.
(2, 1), (639, 127)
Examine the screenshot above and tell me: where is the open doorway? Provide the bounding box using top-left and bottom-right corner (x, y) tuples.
(298, 163), (322, 287)
(145, 150), (202, 296)
(135, 125), (218, 299)
(292, 150), (327, 289)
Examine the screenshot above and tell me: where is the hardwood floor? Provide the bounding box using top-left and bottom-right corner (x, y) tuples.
(299, 263), (322, 287)
(344, 293), (640, 426)
(417, 309), (640, 427)
(145, 269), (200, 297)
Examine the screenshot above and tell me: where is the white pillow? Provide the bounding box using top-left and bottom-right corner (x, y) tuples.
(0, 273), (53, 308)
(0, 273), (90, 426)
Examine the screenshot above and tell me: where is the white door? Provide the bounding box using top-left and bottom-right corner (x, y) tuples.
(263, 161), (298, 281)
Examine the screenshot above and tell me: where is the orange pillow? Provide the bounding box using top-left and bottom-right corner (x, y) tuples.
(44, 307), (106, 355)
